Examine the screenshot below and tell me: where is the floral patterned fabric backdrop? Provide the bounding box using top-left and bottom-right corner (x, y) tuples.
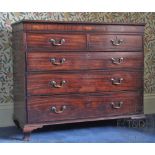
(0, 12), (155, 105)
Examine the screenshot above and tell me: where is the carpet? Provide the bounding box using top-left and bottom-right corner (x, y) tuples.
(0, 119), (155, 143)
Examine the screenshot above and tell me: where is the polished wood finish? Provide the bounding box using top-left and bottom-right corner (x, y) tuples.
(23, 124), (43, 141)
(27, 71), (143, 95)
(89, 34), (143, 51)
(27, 33), (87, 50)
(27, 52), (143, 71)
(12, 20), (145, 33)
(27, 91), (143, 123)
(12, 20), (144, 141)
(12, 30), (27, 128)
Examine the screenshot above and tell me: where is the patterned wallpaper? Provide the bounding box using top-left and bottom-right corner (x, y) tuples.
(0, 12), (155, 105)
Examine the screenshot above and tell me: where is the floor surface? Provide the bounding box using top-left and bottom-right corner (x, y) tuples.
(0, 119), (155, 143)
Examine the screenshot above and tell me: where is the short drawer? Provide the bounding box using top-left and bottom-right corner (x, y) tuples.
(26, 33), (86, 50)
(27, 91), (143, 123)
(27, 52), (143, 71)
(89, 34), (143, 51)
(27, 70), (143, 95)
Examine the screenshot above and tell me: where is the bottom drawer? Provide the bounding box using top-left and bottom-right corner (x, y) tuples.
(27, 91), (143, 123)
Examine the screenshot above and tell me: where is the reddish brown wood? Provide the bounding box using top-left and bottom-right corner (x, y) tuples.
(26, 33), (87, 50)
(29, 114), (146, 126)
(12, 30), (27, 127)
(12, 20), (145, 33)
(23, 124), (43, 141)
(27, 52), (143, 71)
(27, 91), (143, 123)
(12, 20), (146, 26)
(89, 34), (143, 51)
(12, 20), (144, 141)
(26, 33), (143, 52)
(27, 70), (143, 95)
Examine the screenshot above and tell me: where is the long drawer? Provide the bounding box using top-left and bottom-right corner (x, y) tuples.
(27, 52), (143, 71)
(27, 70), (143, 95)
(27, 91), (143, 123)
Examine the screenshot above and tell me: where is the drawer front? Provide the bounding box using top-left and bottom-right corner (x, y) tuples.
(27, 52), (143, 71)
(27, 71), (143, 95)
(89, 34), (143, 51)
(26, 33), (86, 50)
(27, 91), (143, 123)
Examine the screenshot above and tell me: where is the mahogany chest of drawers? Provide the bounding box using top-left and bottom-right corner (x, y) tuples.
(12, 20), (145, 141)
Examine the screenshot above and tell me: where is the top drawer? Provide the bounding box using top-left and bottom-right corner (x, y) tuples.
(26, 33), (143, 52)
(89, 34), (143, 51)
(26, 33), (87, 50)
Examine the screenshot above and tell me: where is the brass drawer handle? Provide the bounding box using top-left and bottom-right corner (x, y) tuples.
(49, 38), (65, 46)
(111, 78), (123, 85)
(51, 105), (66, 114)
(50, 80), (66, 88)
(50, 58), (66, 65)
(111, 57), (124, 64)
(111, 36), (123, 46)
(111, 101), (123, 109)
